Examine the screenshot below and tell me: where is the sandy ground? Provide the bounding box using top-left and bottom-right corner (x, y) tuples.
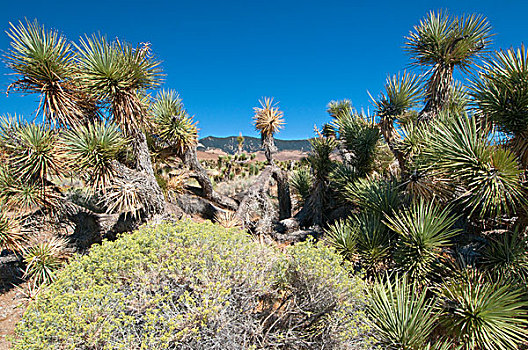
(0, 285), (26, 349)
(197, 149), (307, 162)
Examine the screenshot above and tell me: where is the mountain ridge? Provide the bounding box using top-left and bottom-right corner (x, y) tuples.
(198, 136), (312, 154)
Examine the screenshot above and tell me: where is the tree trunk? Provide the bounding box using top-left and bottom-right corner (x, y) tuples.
(180, 146), (238, 210)
(263, 135), (277, 165)
(129, 131), (166, 217)
(418, 65), (454, 123)
(235, 165), (292, 227)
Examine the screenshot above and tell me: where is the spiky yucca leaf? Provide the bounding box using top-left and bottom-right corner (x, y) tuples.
(438, 274), (528, 350)
(23, 237), (69, 286)
(406, 11), (491, 71)
(333, 112), (380, 176)
(214, 211), (241, 229)
(289, 168), (313, 205)
(385, 200), (460, 280)
(421, 115), (525, 218)
(102, 180), (142, 218)
(4, 20), (87, 126)
(482, 230), (528, 284)
(343, 177), (400, 216)
(406, 11), (491, 119)
(75, 35), (162, 136)
(0, 212), (24, 252)
(374, 71), (423, 119)
(326, 99), (353, 118)
(3, 122), (62, 184)
(61, 122), (126, 189)
(151, 90), (198, 155)
(253, 97), (284, 139)
(307, 136), (337, 182)
(367, 274), (439, 350)
(471, 45), (528, 135)
(325, 218), (357, 261)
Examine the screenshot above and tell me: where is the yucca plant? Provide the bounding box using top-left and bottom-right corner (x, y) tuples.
(307, 136), (337, 183)
(4, 19), (92, 126)
(367, 274), (440, 349)
(0, 211), (24, 252)
(75, 35), (162, 137)
(385, 200), (460, 280)
(23, 237), (69, 286)
(437, 273), (528, 350)
(332, 112), (380, 176)
(102, 180), (142, 218)
(481, 229), (528, 284)
(253, 97), (285, 163)
(406, 11), (492, 121)
(471, 45), (528, 167)
(4, 122), (63, 185)
(471, 45), (528, 136)
(325, 218), (357, 261)
(214, 210), (241, 229)
(343, 177), (400, 216)
(289, 168), (313, 205)
(150, 89), (198, 156)
(372, 71), (423, 173)
(61, 122), (126, 190)
(420, 115), (525, 218)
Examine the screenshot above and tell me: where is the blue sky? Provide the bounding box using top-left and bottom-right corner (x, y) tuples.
(0, 0), (526, 139)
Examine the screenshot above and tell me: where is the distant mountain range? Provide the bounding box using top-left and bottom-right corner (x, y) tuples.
(198, 136), (312, 154)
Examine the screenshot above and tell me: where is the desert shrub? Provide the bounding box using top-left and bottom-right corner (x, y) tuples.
(14, 220), (371, 350)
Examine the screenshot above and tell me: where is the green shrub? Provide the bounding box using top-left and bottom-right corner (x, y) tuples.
(14, 220), (371, 349)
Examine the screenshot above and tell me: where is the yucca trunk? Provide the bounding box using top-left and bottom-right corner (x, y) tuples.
(235, 165), (292, 228)
(180, 146), (238, 210)
(262, 134), (277, 164)
(418, 64), (454, 122)
(130, 131), (166, 216)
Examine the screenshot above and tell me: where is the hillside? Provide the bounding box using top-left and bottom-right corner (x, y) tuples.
(198, 136), (311, 154)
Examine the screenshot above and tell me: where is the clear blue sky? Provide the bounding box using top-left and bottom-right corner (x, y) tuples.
(0, 0), (526, 139)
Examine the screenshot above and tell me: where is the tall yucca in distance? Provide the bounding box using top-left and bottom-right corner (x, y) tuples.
(253, 97), (285, 164)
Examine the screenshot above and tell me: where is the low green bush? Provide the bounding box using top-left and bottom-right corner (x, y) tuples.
(14, 220), (371, 349)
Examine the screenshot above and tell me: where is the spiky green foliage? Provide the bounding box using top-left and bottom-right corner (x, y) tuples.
(471, 45), (528, 135)
(367, 274), (439, 350)
(61, 122), (126, 189)
(374, 71), (423, 119)
(406, 11), (492, 71)
(385, 200), (460, 280)
(307, 136), (337, 182)
(326, 213), (393, 273)
(325, 218), (356, 261)
(1, 121), (62, 185)
(150, 90), (198, 155)
(333, 112), (380, 176)
(420, 115), (525, 218)
(4, 19), (88, 125)
(0, 211), (23, 252)
(406, 11), (492, 118)
(343, 177), (400, 216)
(326, 99), (353, 118)
(23, 237), (68, 286)
(75, 35), (163, 136)
(289, 168), (313, 204)
(253, 97), (284, 139)
(482, 230), (528, 284)
(438, 274), (528, 350)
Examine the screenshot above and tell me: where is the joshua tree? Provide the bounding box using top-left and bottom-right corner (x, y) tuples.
(253, 97), (284, 164)
(150, 90), (237, 209)
(236, 132), (245, 154)
(406, 10), (492, 122)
